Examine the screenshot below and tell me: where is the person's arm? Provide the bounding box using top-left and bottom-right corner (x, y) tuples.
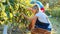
(22, 13), (37, 21)
(28, 16), (37, 30)
(22, 13), (37, 30)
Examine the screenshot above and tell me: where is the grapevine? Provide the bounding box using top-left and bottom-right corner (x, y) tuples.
(0, 0), (33, 34)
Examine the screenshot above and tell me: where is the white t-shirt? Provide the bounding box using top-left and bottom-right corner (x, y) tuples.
(35, 11), (52, 28)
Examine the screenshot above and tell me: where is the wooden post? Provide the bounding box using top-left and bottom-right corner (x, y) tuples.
(3, 25), (8, 34)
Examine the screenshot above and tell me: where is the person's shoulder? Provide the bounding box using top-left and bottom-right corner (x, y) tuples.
(35, 11), (42, 17)
(36, 11), (41, 14)
(38, 11), (44, 14)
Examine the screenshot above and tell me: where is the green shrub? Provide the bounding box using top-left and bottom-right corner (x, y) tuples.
(46, 7), (60, 17)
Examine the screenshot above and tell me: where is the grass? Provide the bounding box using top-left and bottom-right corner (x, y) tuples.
(49, 17), (60, 34)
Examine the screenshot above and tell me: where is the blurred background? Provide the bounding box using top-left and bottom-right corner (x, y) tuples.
(0, 0), (60, 34)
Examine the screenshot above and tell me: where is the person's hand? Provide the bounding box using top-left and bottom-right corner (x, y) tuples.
(27, 7), (32, 11)
(20, 12), (25, 17)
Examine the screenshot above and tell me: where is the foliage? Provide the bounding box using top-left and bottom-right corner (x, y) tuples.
(0, 0), (33, 27)
(0, 1), (34, 33)
(46, 7), (60, 17)
(51, 7), (60, 17)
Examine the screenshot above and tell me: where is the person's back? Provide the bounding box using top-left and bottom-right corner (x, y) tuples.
(35, 11), (52, 31)
(36, 11), (49, 23)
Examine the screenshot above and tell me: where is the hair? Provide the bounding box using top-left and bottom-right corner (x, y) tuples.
(32, 5), (39, 13)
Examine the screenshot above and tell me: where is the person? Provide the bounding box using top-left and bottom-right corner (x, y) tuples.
(31, 1), (45, 12)
(21, 4), (52, 34)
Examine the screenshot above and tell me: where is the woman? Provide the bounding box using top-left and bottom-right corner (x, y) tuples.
(21, 5), (52, 34)
(31, 1), (45, 12)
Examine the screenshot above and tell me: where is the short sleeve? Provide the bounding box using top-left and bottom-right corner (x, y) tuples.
(35, 11), (41, 17)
